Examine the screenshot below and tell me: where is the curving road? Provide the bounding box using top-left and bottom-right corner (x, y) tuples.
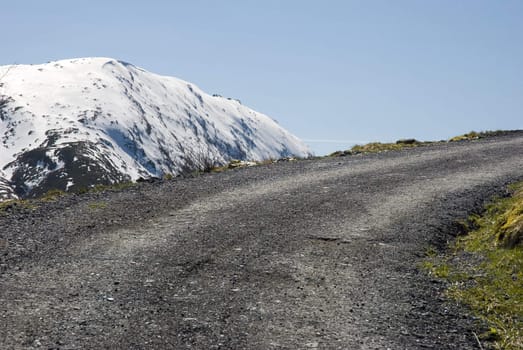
(1, 133), (523, 349)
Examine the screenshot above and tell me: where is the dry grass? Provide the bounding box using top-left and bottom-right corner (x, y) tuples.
(449, 130), (508, 142)
(330, 138), (427, 157)
(330, 130), (510, 157)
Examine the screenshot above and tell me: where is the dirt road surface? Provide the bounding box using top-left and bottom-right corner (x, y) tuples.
(1, 133), (523, 349)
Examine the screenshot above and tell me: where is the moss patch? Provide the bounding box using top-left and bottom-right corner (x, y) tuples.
(422, 182), (523, 349)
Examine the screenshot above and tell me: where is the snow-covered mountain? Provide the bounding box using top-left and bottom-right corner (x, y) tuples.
(0, 58), (310, 199)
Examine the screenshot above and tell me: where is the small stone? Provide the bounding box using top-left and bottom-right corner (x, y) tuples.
(305, 342), (319, 348)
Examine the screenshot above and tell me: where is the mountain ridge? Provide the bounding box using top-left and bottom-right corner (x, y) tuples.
(0, 58), (310, 198)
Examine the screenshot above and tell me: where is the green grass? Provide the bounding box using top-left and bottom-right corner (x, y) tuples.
(421, 260), (451, 278)
(422, 182), (523, 349)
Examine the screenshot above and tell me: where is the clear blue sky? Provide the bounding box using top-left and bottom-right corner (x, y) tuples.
(2, 0), (522, 155)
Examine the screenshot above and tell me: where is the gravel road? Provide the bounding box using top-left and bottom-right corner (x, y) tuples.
(1, 132), (523, 349)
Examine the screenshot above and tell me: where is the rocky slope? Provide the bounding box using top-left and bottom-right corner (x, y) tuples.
(0, 58), (310, 198)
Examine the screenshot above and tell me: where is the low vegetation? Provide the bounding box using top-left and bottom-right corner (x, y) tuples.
(208, 159), (268, 173)
(423, 182), (523, 349)
(449, 130), (508, 142)
(88, 201), (108, 210)
(188, 158), (293, 175)
(90, 181), (136, 192)
(0, 159), (286, 211)
(40, 188), (66, 201)
(1, 189), (65, 213)
(0, 182), (137, 214)
(0, 198), (37, 214)
(330, 130), (509, 157)
(74, 181), (137, 195)
(330, 138), (427, 156)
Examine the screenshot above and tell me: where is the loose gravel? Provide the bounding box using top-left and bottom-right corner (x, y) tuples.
(1, 132), (523, 349)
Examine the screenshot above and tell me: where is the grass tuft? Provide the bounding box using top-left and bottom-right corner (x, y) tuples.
(421, 260), (450, 278)
(449, 131), (481, 142)
(163, 173), (174, 181)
